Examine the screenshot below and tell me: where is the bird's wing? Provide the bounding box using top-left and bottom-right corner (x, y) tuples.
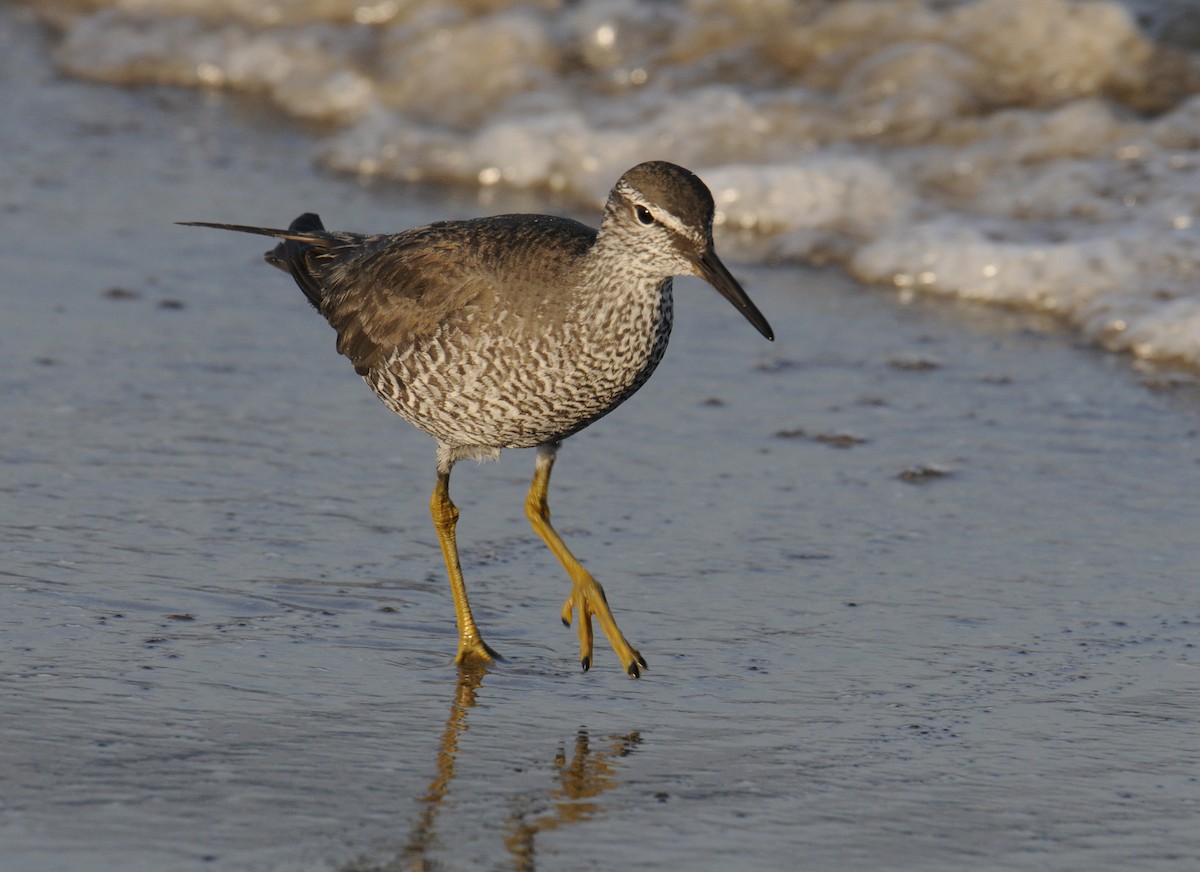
(317, 233), (497, 375)
(314, 217), (596, 377)
(182, 213), (597, 378)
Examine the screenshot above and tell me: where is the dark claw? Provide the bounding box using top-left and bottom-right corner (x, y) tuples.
(581, 655), (591, 672)
(562, 616), (571, 627)
(626, 660), (641, 679)
(636, 653), (648, 669)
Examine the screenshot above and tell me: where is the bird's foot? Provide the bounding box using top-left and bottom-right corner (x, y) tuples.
(455, 633), (501, 666)
(561, 581), (646, 679)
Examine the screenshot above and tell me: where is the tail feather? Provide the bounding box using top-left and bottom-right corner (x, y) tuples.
(179, 213), (330, 309)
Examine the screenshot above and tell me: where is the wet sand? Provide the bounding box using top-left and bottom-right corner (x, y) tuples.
(4, 6), (1200, 871)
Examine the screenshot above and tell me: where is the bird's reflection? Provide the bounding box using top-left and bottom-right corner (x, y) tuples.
(358, 663), (640, 871)
(504, 727), (643, 870)
(401, 661), (489, 867)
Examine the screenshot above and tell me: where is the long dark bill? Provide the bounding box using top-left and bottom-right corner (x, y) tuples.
(694, 247), (774, 341)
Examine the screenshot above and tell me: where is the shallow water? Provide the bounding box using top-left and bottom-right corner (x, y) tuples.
(4, 4), (1200, 870)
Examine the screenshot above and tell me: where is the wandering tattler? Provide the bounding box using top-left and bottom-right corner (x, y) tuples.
(182, 161), (773, 677)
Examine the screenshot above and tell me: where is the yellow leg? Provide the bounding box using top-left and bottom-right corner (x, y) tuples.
(525, 446), (646, 678)
(431, 469), (498, 665)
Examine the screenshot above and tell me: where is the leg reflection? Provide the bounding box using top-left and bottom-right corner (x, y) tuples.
(402, 661), (488, 866)
(355, 671), (641, 872)
(505, 729), (643, 869)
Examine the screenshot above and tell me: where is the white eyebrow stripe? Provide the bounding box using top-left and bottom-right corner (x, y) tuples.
(657, 211), (693, 239)
(620, 183), (705, 244)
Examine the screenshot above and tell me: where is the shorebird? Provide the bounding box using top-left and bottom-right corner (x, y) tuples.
(182, 161), (773, 677)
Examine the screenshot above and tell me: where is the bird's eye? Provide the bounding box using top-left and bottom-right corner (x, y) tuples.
(635, 205), (655, 226)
